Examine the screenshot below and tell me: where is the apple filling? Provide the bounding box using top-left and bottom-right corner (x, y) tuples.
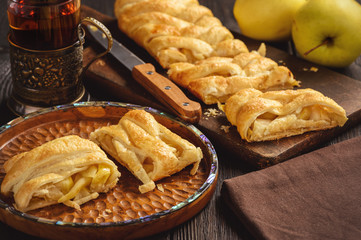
(29, 164), (113, 211)
(247, 104), (338, 140)
(89, 109), (203, 194)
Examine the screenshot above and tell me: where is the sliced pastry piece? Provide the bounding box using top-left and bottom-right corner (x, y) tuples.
(114, 0), (242, 68)
(222, 88), (348, 142)
(114, 0), (300, 105)
(1, 135), (120, 212)
(168, 48), (300, 104)
(90, 109), (203, 194)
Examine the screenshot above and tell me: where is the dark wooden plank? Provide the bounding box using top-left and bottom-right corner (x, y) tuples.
(81, 5), (361, 168)
(1, 1), (360, 240)
(198, 33), (361, 167)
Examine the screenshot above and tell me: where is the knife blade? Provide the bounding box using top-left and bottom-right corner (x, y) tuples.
(86, 24), (202, 123)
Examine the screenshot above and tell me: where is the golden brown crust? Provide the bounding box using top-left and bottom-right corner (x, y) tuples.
(114, 0), (300, 105)
(1, 135), (120, 212)
(168, 53), (300, 104)
(115, 0), (220, 68)
(114, 0), (238, 68)
(90, 110), (203, 193)
(223, 88), (348, 142)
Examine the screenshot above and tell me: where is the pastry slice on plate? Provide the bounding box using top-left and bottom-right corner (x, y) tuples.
(222, 88), (348, 142)
(1, 135), (120, 212)
(90, 109), (203, 194)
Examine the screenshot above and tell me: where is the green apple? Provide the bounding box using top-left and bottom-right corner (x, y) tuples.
(292, 0), (361, 68)
(233, 0), (307, 41)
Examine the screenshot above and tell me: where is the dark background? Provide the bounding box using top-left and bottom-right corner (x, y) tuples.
(0, 1), (360, 239)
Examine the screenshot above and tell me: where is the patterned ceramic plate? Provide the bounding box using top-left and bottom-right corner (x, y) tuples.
(0, 102), (218, 239)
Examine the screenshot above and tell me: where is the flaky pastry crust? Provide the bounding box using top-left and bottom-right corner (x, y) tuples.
(1, 135), (120, 212)
(222, 88), (348, 142)
(114, 0), (299, 104)
(90, 110), (203, 193)
(168, 50), (300, 104)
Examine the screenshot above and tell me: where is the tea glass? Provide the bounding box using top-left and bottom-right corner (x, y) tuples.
(7, 0), (112, 115)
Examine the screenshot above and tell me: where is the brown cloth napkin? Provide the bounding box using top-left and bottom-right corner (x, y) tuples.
(222, 136), (361, 240)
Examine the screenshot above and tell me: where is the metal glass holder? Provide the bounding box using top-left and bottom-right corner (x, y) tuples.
(7, 17), (113, 116)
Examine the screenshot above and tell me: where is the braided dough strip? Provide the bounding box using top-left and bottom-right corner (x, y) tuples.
(90, 110), (203, 193)
(1, 135), (120, 212)
(168, 48), (300, 104)
(114, 0), (300, 104)
(222, 88), (348, 142)
(115, 0), (233, 67)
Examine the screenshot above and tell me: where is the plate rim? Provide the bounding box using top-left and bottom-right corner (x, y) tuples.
(0, 101), (218, 229)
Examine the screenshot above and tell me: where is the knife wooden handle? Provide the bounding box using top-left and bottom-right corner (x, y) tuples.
(132, 63), (202, 123)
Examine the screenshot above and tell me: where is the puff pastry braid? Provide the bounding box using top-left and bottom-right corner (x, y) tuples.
(114, 0), (299, 104)
(168, 48), (300, 104)
(90, 110), (203, 193)
(222, 88), (348, 142)
(1, 135), (120, 212)
(115, 0), (236, 68)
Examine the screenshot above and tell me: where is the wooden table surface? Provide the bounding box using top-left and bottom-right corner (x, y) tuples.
(0, 1), (360, 239)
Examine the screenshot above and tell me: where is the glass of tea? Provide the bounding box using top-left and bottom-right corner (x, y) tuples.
(6, 0), (113, 115)
(7, 0), (81, 50)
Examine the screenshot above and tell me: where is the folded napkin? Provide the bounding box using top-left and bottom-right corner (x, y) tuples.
(222, 136), (361, 240)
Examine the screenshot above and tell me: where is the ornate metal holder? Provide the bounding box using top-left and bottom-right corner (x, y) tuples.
(7, 17), (113, 116)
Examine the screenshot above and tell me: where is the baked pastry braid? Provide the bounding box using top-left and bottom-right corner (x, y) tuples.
(222, 88), (348, 142)
(90, 110), (203, 194)
(1, 135), (120, 212)
(114, 0), (239, 68)
(168, 48), (300, 104)
(114, 0), (300, 105)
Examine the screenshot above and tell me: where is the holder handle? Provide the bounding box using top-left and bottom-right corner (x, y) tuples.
(78, 17), (113, 76)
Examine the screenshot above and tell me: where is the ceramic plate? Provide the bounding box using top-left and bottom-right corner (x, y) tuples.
(0, 102), (218, 240)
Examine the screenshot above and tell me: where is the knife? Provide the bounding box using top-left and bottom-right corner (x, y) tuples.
(86, 20), (202, 123)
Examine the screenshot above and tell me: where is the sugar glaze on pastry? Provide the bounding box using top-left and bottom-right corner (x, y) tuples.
(90, 109), (203, 194)
(1, 135), (121, 212)
(114, 0), (299, 105)
(168, 46), (300, 104)
(222, 88), (348, 142)
(115, 0), (233, 68)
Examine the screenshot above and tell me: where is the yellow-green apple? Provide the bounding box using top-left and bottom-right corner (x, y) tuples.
(292, 0), (361, 68)
(233, 0), (307, 41)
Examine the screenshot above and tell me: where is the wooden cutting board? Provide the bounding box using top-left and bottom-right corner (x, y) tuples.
(81, 6), (361, 168)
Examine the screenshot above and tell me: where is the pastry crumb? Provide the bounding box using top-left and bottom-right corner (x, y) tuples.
(157, 184), (164, 192)
(204, 108), (221, 117)
(302, 67), (318, 72)
(310, 67), (318, 72)
(220, 125), (231, 133)
(278, 60), (286, 65)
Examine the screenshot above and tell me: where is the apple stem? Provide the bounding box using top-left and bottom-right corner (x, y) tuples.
(303, 38), (331, 56)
